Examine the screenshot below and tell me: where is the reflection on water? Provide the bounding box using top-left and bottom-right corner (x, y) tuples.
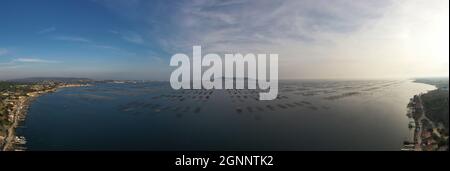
(17, 80), (435, 150)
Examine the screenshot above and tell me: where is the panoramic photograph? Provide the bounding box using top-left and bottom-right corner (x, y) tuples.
(0, 0), (448, 162)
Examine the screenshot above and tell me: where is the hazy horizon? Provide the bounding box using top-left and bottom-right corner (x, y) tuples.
(2, 75), (449, 82)
(1, 0), (449, 80)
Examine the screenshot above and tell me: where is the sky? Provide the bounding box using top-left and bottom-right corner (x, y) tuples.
(0, 0), (448, 80)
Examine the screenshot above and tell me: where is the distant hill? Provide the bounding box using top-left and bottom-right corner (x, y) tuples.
(415, 77), (449, 90)
(8, 77), (93, 83)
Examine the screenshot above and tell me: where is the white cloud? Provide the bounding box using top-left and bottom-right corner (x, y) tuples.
(168, 0), (448, 78)
(97, 0), (449, 78)
(153, 0), (391, 53)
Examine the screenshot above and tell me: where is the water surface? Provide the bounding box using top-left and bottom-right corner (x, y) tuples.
(17, 80), (435, 150)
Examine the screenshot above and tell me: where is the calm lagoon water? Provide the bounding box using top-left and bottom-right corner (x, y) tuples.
(17, 80), (435, 151)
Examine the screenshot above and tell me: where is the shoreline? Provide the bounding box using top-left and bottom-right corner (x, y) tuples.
(401, 81), (436, 151)
(1, 83), (91, 151)
(402, 80), (448, 151)
(3, 80), (444, 151)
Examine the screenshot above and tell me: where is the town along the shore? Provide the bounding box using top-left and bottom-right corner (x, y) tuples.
(0, 78), (91, 151)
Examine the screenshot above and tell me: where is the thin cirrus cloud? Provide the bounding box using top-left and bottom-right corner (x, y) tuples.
(38, 26), (56, 34)
(96, 0), (391, 53)
(122, 32), (144, 44)
(0, 48), (8, 56)
(96, 0), (449, 78)
(2, 0), (446, 79)
(91, 44), (121, 51)
(54, 36), (92, 43)
(14, 58), (60, 64)
(109, 30), (145, 45)
(90, 44), (135, 56)
(54, 35), (132, 55)
(1, 58), (60, 68)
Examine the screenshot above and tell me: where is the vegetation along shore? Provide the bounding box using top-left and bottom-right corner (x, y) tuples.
(402, 78), (449, 151)
(0, 78), (91, 151)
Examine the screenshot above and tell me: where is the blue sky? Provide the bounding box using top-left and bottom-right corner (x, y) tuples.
(0, 0), (169, 80)
(0, 0), (448, 80)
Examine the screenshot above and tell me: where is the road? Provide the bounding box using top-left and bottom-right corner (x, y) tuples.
(2, 99), (25, 151)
